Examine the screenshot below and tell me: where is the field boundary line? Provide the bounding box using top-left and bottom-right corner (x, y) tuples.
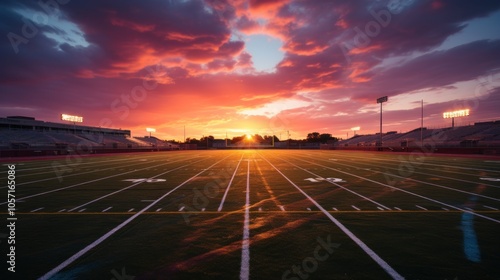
(38, 154), (231, 280)
(218, 153), (244, 212)
(240, 160), (251, 280)
(260, 155), (405, 280)
(294, 157), (500, 224)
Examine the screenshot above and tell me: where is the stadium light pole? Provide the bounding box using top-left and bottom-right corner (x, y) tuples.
(376, 96), (388, 149)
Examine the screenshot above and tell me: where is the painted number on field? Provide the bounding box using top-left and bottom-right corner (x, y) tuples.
(304, 177), (346, 183)
(480, 178), (500, 182)
(123, 178), (166, 183)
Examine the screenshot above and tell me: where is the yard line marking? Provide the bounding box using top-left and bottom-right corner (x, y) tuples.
(58, 209), (66, 212)
(442, 208), (449, 211)
(377, 207), (385, 211)
(307, 207), (311, 211)
(394, 207), (402, 211)
(128, 208), (135, 212)
(78, 208), (86, 213)
(102, 207), (112, 213)
(0, 157), (164, 189)
(0, 156), (200, 201)
(261, 155), (405, 280)
(179, 206), (185, 211)
(279, 205), (285, 211)
(332, 207), (338, 211)
(279, 159), (391, 210)
(156, 208), (162, 212)
(483, 205), (498, 210)
(415, 205), (427, 211)
(38, 155), (231, 280)
(293, 157), (500, 224)
(67, 159), (205, 212)
(352, 205), (361, 211)
(240, 160), (251, 280)
(31, 207), (44, 213)
(218, 154), (244, 212)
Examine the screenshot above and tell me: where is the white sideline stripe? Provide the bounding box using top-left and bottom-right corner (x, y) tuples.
(280, 159), (391, 210)
(128, 208), (134, 212)
(218, 154), (244, 212)
(67, 159), (205, 212)
(394, 207), (402, 211)
(295, 157), (500, 224)
(415, 205), (427, 211)
(442, 208), (449, 211)
(31, 207), (44, 213)
(38, 155), (230, 280)
(179, 206), (185, 211)
(102, 207), (112, 213)
(484, 205), (498, 210)
(261, 156), (405, 280)
(78, 208), (86, 213)
(240, 160), (251, 280)
(279, 205), (285, 211)
(352, 205), (360, 211)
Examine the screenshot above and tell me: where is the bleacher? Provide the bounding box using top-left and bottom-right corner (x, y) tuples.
(336, 121), (500, 149)
(0, 116), (178, 156)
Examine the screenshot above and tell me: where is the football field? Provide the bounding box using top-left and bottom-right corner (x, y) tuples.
(2, 150), (500, 280)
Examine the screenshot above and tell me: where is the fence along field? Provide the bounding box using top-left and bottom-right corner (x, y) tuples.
(1, 149), (499, 279)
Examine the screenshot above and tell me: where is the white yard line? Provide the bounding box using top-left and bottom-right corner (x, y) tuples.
(394, 207), (402, 211)
(38, 155), (230, 280)
(483, 205), (498, 210)
(102, 207), (112, 213)
(240, 160), (251, 280)
(352, 205), (361, 211)
(128, 208), (135, 212)
(78, 208), (86, 213)
(280, 158), (392, 210)
(294, 157), (500, 224)
(415, 205), (428, 211)
(30, 207), (44, 213)
(179, 206), (185, 211)
(261, 155), (405, 280)
(58, 209), (66, 212)
(67, 159), (205, 212)
(218, 154), (244, 212)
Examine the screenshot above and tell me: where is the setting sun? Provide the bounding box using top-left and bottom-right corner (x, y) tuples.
(246, 134), (253, 140)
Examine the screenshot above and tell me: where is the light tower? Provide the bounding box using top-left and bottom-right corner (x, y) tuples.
(376, 96), (388, 148)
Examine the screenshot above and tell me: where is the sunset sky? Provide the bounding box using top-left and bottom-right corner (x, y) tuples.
(1, 0), (500, 141)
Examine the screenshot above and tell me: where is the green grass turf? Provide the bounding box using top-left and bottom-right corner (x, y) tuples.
(1, 150), (499, 279)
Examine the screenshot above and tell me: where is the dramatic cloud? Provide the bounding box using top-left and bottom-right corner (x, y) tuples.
(1, 0), (499, 140)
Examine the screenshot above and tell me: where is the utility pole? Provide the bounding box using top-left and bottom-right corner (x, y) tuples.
(376, 96), (388, 149)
